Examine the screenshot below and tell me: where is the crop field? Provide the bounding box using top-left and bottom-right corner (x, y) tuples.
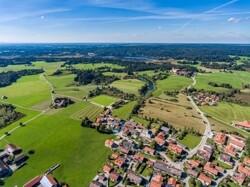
(178, 134), (201, 149)
(110, 79), (145, 96)
(140, 95), (205, 133)
(72, 103), (103, 121)
(153, 75), (192, 98)
(113, 101), (137, 120)
(0, 74), (51, 109)
(69, 63), (125, 70)
(194, 71), (250, 92)
(90, 95), (117, 106)
(200, 102), (250, 124)
(1, 112), (113, 186)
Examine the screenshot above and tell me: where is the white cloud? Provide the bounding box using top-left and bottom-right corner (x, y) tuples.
(228, 17), (241, 23)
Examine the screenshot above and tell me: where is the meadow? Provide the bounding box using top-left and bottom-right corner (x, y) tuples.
(194, 71), (250, 92)
(90, 94), (117, 106)
(153, 75), (192, 98)
(178, 134), (201, 149)
(69, 63), (124, 70)
(110, 79), (145, 96)
(112, 101), (137, 120)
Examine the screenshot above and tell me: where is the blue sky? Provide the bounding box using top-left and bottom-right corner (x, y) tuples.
(0, 0), (249, 43)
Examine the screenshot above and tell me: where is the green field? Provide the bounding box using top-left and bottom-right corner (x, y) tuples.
(178, 134), (201, 149)
(0, 74), (51, 108)
(113, 101), (137, 120)
(153, 75), (192, 97)
(110, 79), (145, 96)
(102, 72), (127, 78)
(195, 71), (250, 92)
(70, 63), (124, 70)
(90, 95), (117, 106)
(72, 103), (103, 121)
(235, 56), (250, 65)
(136, 70), (160, 77)
(131, 115), (149, 126)
(1, 111), (113, 186)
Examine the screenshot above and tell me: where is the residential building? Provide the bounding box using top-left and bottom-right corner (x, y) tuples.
(229, 139), (245, 151)
(203, 162), (218, 176)
(103, 164), (113, 173)
(89, 180), (103, 187)
(109, 170), (120, 182)
(143, 146), (155, 155)
(114, 157), (126, 168)
(233, 121), (250, 130)
(127, 170), (143, 185)
(5, 143), (21, 155)
(167, 177), (176, 187)
(224, 145), (237, 157)
(186, 169), (198, 178)
(198, 173), (212, 185)
(231, 173), (246, 186)
(0, 160), (10, 177)
(213, 132), (227, 145)
(168, 143), (183, 154)
(149, 173), (164, 187)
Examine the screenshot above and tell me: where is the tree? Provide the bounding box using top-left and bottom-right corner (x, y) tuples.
(196, 180), (202, 187)
(138, 140), (143, 149)
(150, 140), (156, 149)
(246, 137), (250, 156)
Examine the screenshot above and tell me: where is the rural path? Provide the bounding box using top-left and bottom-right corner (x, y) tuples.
(41, 74), (54, 102)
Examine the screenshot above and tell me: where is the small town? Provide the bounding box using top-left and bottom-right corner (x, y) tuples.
(88, 107), (250, 187)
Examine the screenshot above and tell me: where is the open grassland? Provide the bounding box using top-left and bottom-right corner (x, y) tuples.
(70, 63), (124, 70)
(178, 134), (201, 149)
(90, 95), (117, 106)
(153, 75), (192, 98)
(0, 74), (51, 109)
(194, 71), (250, 92)
(110, 79), (145, 96)
(200, 102), (250, 124)
(102, 72), (127, 78)
(131, 115), (150, 126)
(136, 70), (160, 77)
(47, 74), (96, 99)
(0, 64), (38, 72)
(32, 61), (64, 75)
(112, 101), (136, 120)
(72, 103), (103, 121)
(1, 104), (113, 186)
(139, 95), (205, 133)
(235, 56), (250, 65)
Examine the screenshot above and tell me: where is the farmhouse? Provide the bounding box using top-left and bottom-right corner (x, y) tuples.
(14, 153), (28, 166)
(24, 174), (59, 187)
(5, 143), (21, 155)
(233, 121), (250, 130)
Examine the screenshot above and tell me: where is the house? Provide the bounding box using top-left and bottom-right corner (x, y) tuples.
(203, 145), (213, 154)
(40, 174), (58, 187)
(171, 68), (180, 75)
(198, 173), (212, 185)
(219, 154), (233, 166)
(111, 153), (119, 160)
(189, 160), (201, 168)
(244, 157), (250, 166)
(168, 144), (183, 154)
(203, 162), (218, 176)
(160, 126), (170, 133)
(146, 160), (154, 167)
(197, 149), (211, 161)
(238, 163), (250, 176)
(154, 136), (165, 146)
(229, 139), (245, 151)
(14, 154), (28, 166)
(5, 143), (21, 155)
(24, 176), (42, 187)
(0, 160), (10, 177)
(103, 164), (113, 173)
(167, 177), (177, 187)
(127, 170), (143, 185)
(89, 180), (103, 187)
(224, 145), (237, 157)
(231, 172), (246, 186)
(186, 169), (199, 178)
(109, 170), (120, 182)
(105, 139), (115, 148)
(134, 153), (145, 163)
(154, 161), (182, 177)
(213, 132), (227, 145)
(114, 157), (126, 168)
(143, 146), (155, 155)
(117, 145), (129, 154)
(149, 173), (164, 187)
(233, 121), (250, 130)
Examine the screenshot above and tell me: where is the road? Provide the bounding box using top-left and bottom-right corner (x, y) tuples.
(41, 74), (54, 102)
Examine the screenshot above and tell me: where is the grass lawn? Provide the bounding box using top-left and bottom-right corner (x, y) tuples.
(195, 71), (250, 92)
(141, 165), (153, 177)
(131, 115), (149, 126)
(110, 79), (145, 96)
(70, 63), (124, 70)
(215, 160), (233, 169)
(178, 134), (202, 149)
(90, 95), (117, 106)
(113, 101), (136, 120)
(1, 107), (113, 186)
(0, 74), (51, 108)
(153, 75), (192, 98)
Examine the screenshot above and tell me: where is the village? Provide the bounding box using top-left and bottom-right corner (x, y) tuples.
(89, 108), (250, 187)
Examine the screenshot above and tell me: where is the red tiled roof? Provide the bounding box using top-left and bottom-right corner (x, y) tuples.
(110, 170), (119, 182)
(229, 139), (245, 148)
(167, 177), (177, 186)
(143, 146), (155, 154)
(105, 139), (114, 148)
(234, 121), (250, 128)
(214, 133), (227, 145)
(149, 174), (163, 187)
(45, 175), (57, 185)
(244, 158), (250, 166)
(103, 164), (113, 173)
(198, 173), (212, 185)
(189, 160), (200, 167)
(238, 163), (250, 176)
(204, 162), (218, 176)
(224, 145), (237, 156)
(168, 144), (183, 154)
(154, 136), (165, 146)
(111, 153), (119, 159)
(134, 153), (144, 162)
(23, 176), (42, 187)
(114, 157), (125, 168)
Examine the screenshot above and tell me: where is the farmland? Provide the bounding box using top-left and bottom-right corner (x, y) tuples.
(90, 94), (117, 106)
(139, 95), (205, 133)
(72, 103), (103, 121)
(110, 79), (145, 96)
(194, 71), (250, 92)
(113, 101), (137, 120)
(153, 75), (192, 98)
